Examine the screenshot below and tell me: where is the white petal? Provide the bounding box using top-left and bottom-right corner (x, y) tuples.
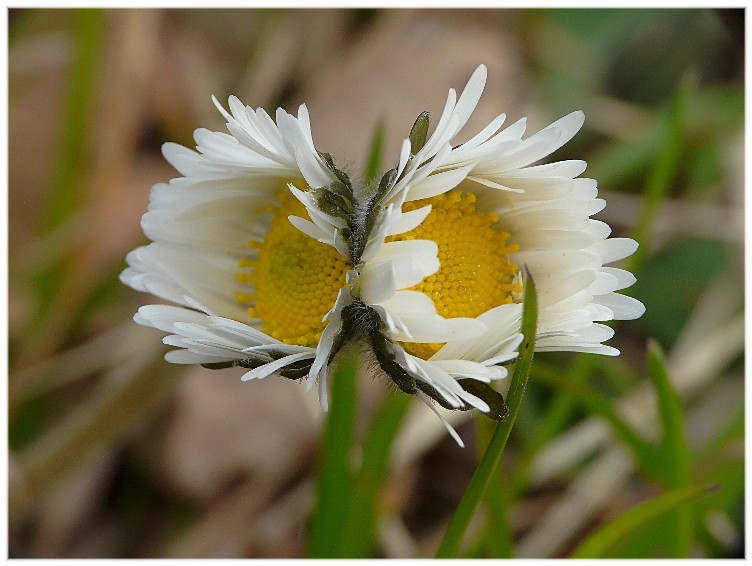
(391, 314), (487, 344)
(360, 261), (398, 305)
(465, 175), (525, 193)
(363, 240), (439, 291)
(295, 145), (333, 188)
(594, 293), (646, 320)
(448, 111), (507, 163)
(451, 64), (487, 134)
(379, 290), (437, 316)
(600, 267), (637, 291)
(537, 269), (597, 309)
(429, 359), (504, 382)
(135, 304), (208, 333)
(288, 215), (335, 244)
(431, 303), (522, 363)
(386, 205), (432, 236)
(589, 238), (639, 264)
(161, 142), (201, 177)
(241, 351), (315, 381)
(396, 138), (412, 179)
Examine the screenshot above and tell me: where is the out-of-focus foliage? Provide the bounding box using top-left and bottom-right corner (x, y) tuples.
(8, 8), (743, 558)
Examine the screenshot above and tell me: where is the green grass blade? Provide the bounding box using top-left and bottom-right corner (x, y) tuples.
(570, 484), (717, 558)
(338, 392), (412, 557)
(41, 8), (106, 233)
(307, 358), (359, 558)
(627, 76), (692, 277)
(647, 338), (693, 556)
(435, 274), (537, 558)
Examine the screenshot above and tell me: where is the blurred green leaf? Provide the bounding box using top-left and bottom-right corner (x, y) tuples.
(701, 395), (744, 455)
(694, 458), (744, 557)
(587, 119), (663, 191)
(589, 82), (743, 195)
(689, 85), (744, 136)
(510, 357), (593, 495)
(41, 8), (105, 233)
(647, 339), (692, 556)
(570, 484), (717, 558)
(685, 143), (723, 195)
(630, 239), (727, 346)
(9, 389), (60, 451)
(552, 8), (652, 54)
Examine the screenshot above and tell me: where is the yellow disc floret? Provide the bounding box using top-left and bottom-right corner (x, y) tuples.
(388, 190), (521, 359)
(237, 192), (349, 347)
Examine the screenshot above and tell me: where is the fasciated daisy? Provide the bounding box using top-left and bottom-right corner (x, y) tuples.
(121, 64), (645, 446)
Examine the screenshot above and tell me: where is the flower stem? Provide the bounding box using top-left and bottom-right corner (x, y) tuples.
(435, 274), (537, 558)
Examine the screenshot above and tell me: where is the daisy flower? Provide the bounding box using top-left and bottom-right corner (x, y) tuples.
(121, 64), (644, 446)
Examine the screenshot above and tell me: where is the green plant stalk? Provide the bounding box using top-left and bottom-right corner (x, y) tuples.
(338, 392), (412, 557)
(647, 339), (693, 557)
(570, 484), (716, 558)
(307, 358), (359, 558)
(435, 275), (537, 558)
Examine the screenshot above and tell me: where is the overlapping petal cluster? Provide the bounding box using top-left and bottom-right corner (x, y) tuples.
(121, 64), (644, 445)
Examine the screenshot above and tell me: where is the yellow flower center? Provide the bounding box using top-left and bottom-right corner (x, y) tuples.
(237, 192), (350, 347)
(388, 190), (521, 359)
(236, 188), (520, 358)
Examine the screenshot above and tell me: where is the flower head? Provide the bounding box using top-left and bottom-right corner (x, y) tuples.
(121, 64), (645, 445)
